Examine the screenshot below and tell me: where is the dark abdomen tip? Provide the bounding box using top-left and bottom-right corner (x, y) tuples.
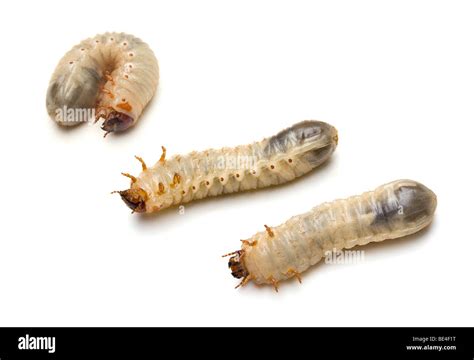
(372, 180), (437, 230)
(264, 120), (338, 162)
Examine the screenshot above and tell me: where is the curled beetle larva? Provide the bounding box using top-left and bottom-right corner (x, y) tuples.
(46, 32), (159, 136)
(224, 179), (437, 291)
(114, 120), (338, 213)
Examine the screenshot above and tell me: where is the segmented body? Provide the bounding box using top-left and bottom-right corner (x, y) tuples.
(227, 179), (437, 289)
(46, 32), (159, 135)
(117, 121), (338, 213)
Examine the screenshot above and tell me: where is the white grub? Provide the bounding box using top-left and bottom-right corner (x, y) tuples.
(46, 32), (159, 136)
(226, 179), (437, 291)
(115, 121), (338, 213)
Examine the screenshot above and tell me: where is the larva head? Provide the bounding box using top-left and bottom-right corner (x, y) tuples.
(118, 188), (148, 213)
(102, 111), (134, 135)
(227, 251), (249, 279)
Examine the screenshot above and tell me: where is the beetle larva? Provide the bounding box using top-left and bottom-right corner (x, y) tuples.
(114, 120), (338, 213)
(46, 32), (159, 136)
(224, 179), (437, 291)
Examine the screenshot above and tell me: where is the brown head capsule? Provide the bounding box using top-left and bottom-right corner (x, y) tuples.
(102, 111), (134, 136)
(116, 188), (148, 213)
(226, 251), (249, 279)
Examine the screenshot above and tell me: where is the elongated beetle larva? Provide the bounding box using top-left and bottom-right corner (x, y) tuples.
(46, 32), (159, 136)
(224, 179), (437, 291)
(114, 120), (338, 213)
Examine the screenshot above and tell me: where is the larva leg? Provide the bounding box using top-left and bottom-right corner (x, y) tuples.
(264, 225), (274, 237)
(134, 156), (147, 171)
(114, 121), (338, 213)
(104, 72), (115, 85)
(121, 172), (137, 183)
(225, 179), (437, 290)
(235, 275), (253, 289)
(268, 277), (279, 292)
(159, 146), (167, 164)
(286, 268), (302, 283)
(94, 105), (114, 123)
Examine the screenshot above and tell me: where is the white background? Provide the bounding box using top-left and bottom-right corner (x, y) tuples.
(0, 0), (473, 326)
